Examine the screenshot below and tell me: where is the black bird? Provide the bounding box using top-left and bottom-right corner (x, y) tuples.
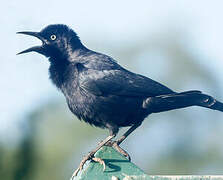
(18, 24), (223, 177)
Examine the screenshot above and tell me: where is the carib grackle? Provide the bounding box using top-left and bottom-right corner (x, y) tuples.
(17, 24), (223, 178)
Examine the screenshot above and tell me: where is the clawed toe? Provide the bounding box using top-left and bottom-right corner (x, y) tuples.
(113, 142), (131, 161)
(92, 157), (106, 171)
(71, 155), (90, 179)
(70, 134), (115, 179)
(71, 155), (106, 179)
(105, 140), (131, 161)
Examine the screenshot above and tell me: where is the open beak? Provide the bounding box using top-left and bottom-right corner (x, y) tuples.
(17, 31), (45, 55)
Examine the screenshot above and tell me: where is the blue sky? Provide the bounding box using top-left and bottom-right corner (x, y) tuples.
(1, 0), (223, 143)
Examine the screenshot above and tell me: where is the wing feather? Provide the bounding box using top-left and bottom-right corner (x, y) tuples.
(79, 67), (174, 97)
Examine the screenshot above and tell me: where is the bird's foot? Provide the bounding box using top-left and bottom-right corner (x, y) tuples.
(105, 140), (131, 161)
(71, 134), (115, 179)
(71, 152), (105, 179)
(71, 135), (115, 179)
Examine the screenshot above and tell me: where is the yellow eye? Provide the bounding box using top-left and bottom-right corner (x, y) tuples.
(50, 34), (56, 40)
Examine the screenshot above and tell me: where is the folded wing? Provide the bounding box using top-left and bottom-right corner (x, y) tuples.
(78, 66), (174, 97)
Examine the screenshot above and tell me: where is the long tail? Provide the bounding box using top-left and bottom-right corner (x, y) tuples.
(143, 90), (223, 113)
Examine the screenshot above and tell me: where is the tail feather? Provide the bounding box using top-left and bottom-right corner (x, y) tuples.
(143, 90), (223, 113)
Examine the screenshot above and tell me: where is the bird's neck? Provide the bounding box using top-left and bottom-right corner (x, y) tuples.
(49, 58), (69, 89)
(48, 46), (88, 89)
(67, 46), (89, 62)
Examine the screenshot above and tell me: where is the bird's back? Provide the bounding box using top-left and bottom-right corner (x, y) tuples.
(54, 50), (174, 128)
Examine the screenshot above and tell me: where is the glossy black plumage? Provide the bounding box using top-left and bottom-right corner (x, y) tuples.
(18, 24), (223, 136)
(18, 24), (223, 177)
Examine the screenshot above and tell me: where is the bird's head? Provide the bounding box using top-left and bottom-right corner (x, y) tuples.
(17, 24), (82, 60)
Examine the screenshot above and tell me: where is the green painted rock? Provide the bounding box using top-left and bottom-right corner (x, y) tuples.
(73, 146), (149, 180)
(73, 146), (223, 180)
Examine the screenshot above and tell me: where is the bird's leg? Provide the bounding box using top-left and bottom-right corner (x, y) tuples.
(71, 134), (115, 178)
(106, 123), (141, 161)
(116, 123), (141, 145)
